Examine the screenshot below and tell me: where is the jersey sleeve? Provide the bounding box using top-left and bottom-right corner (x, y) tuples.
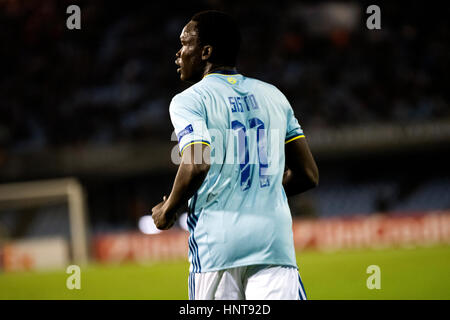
(279, 92), (305, 144)
(285, 106), (305, 143)
(169, 93), (211, 155)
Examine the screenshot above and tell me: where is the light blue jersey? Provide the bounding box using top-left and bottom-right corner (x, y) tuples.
(169, 70), (305, 273)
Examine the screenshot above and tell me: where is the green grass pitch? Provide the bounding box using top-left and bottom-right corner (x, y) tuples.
(1, 245), (449, 299)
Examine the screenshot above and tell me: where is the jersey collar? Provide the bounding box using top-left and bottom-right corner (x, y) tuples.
(203, 69), (241, 78)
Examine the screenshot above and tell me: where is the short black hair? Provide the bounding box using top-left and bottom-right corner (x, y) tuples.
(191, 10), (241, 67)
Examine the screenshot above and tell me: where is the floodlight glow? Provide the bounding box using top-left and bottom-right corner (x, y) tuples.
(138, 215), (162, 234)
(179, 212), (189, 231)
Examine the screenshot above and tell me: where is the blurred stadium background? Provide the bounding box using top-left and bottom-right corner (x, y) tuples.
(0, 0), (449, 299)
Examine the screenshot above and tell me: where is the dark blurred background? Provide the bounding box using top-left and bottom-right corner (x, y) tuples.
(0, 0), (449, 237)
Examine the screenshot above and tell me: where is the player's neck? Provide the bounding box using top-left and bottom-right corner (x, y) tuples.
(203, 65), (238, 77)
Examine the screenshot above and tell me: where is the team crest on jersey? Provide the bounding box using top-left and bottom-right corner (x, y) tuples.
(227, 77), (237, 84)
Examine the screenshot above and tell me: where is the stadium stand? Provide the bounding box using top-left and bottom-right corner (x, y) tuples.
(0, 0), (448, 236)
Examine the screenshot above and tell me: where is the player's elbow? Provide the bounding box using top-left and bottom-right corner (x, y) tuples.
(309, 169), (319, 189)
(292, 162), (319, 190)
(304, 165), (319, 190)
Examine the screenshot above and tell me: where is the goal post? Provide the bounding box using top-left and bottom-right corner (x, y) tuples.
(0, 178), (89, 265)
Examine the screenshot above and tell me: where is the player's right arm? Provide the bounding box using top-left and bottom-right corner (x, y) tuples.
(151, 92), (211, 229)
(283, 137), (319, 197)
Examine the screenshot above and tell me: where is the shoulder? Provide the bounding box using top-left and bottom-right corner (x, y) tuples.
(245, 76), (285, 96)
(246, 77), (290, 105)
(170, 83), (206, 113)
(171, 85), (201, 104)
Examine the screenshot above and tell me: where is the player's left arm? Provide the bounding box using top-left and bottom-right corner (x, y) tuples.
(283, 137), (319, 197)
(151, 143), (210, 230)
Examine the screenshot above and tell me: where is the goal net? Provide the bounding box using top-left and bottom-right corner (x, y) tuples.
(0, 178), (89, 271)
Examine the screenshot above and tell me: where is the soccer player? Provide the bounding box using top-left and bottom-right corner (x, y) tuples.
(151, 10), (319, 300)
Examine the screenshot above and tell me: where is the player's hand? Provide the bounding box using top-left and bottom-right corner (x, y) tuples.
(151, 196), (176, 230)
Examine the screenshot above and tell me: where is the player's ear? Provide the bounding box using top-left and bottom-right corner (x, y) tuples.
(201, 45), (213, 61)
